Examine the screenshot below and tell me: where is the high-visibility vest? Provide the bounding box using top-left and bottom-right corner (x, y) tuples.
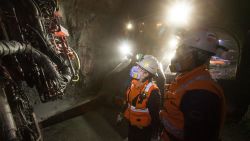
(124, 79), (159, 127)
(160, 65), (226, 140)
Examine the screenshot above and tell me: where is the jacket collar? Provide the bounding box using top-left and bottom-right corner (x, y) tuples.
(134, 79), (149, 90)
(175, 65), (211, 84)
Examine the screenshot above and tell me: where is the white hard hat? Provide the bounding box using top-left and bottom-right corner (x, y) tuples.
(180, 30), (219, 54)
(136, 55), (159, 76)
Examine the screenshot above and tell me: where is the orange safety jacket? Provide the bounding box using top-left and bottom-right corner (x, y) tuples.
(124, 79), (159, 128)
(160, 65), (226, 141)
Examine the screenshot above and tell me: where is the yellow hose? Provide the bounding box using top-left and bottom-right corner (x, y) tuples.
(72, 74), (80, 82)
(71, 49), (81, 82)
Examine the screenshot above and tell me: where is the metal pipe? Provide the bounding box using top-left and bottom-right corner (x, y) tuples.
(32, 113), (43, 141)
(0, 87), (17, 140)
(26, 0), (46, 34)
(0, 15), (9, 41)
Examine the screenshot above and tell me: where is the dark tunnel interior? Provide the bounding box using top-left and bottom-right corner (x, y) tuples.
(1, 0), (250, 141)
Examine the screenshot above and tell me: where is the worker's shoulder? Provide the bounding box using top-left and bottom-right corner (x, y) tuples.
(148, 89), (160, 102)
(149, 87), (160, 97)
(186, 77), (223, 93)
(181, 90), (221, 109)
(149, 82), (160, 91)
(183, 89), (220, 103)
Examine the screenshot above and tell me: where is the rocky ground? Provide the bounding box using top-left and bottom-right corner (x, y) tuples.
(42, 105), (250, 141)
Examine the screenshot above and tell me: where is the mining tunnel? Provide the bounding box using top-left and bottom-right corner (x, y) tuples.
(0, 0), (250, 141)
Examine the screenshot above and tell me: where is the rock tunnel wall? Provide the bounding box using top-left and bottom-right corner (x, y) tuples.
(60, 0), (125, 89)
(33, 0), (128, 121)
(30, 0), (250, 122)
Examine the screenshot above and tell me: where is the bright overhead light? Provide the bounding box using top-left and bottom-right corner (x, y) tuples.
(168, 37), (179, 49)
(156, 22), (163, 27)
(119, 41), (132, 56)
(167, 51), (176, 61)
(126, 22), (133, 30)
(167, 2), (192, 26)
(169, 51), (176, 60)
(163, 50), (176, 62)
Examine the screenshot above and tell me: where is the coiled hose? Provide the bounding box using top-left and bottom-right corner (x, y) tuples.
(0, 40), (72, 91)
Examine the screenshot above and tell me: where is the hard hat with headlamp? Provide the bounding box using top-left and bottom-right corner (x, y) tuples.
(180, 29), (219, 54)
(136, 55), (159, 76)
(170, 30), (219, 72)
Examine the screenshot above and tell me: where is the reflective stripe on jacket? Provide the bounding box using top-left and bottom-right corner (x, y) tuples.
(160, 65), (226, 140)
(124, 79), (159, 127)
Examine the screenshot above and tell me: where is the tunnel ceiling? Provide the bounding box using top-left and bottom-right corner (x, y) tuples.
(29, 0), (250, 125)
(58, 0), (250, 89)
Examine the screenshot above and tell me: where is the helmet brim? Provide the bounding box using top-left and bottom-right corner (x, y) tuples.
(136, 62), (158, 77)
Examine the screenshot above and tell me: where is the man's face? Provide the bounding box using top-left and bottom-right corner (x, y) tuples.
(170, 45), (195, 72)
(138, 66), (150, 82)
(175, 45), (194, 58)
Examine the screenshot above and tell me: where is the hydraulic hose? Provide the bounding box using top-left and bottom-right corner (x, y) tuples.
(0, 41), (30, 56)
(0, 40), (72, 90)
